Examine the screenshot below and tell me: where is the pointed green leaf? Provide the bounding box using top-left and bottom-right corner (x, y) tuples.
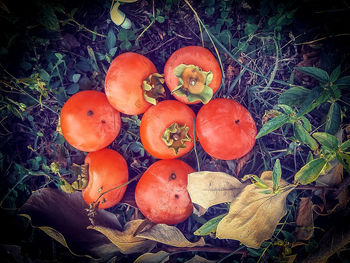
(295, 67), (329, 83)
(294, 158), (327, 185)
(272, 159), (281, 192)
(312, 132), (339, 151)
(107, 29), (116, 51)
(335, 76), (350, 86)
(325, 102), (341, 135)
(300, 116), (312, 132)
(306, 151), (313, 163)
(194, 214), (226, 236)
(336, 152), (350, 173)
(297, 88), (330, 117)
(242, 174), (269, 189)
(278, 86), (311, 107)
(293, 122), (318, 151)
(256, 114), (290, 139)
(278, 104), (294, 115)
(340, 139), (350, 152)
(330, 65), (341, 82)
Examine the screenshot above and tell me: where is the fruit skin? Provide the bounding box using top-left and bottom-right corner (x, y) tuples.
(60, 90), (121, 152)
(105, 52), (157, 115)
(135, 159), (194, 225)
(82, 148), (128, 209)
(196, 98), (257, 160)
(140, 100), (195, 159)
(164, 46), (222, 104)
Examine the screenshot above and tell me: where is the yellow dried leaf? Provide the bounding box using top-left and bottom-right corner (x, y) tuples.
(88, 219), (156, 254)
(216, 171), (294, 248)
(136, 224), (205, 248)
(134, 250), (169, 263)
(187, 171), (243, 213)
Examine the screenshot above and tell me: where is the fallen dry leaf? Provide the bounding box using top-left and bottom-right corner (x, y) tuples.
(19, 188), (121, 259)
(185, 255), (217, 263)
(136, 224), (205, 248)
(216, 171), (294, 248)
(134, 250), (169, 263)
(235, 150), (254, 176)
(295, 197), (314, 241)
(88, 219), (156, 254)
(187, 171), (243, 214)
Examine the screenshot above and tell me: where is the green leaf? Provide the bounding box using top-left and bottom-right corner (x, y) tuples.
(330, 65), (341, 82)
(306, 151), (313, 163)
(72, 74), (81, 83)
(205, 7), (215, 16)
(325, 102), (341, 135)
(156, 16), (165, 23)
(109, 47), (118, 57)
(245, 23), (258, 35)
(120, 40), (132, 50)
(194, 214), (226, 236)
(297, 88), (330, 117)
(272, 159), (281, 192)
(256, 114), (290, 139)
(242, 174), (269, 189)
(107, 29), (117, 51)
(117, 29), (128, 41)
(66, 83), (80, 95)
(340, 139), (350, 152)
(335, 76), (350, 86)
(300, 116), (312, 132)
(294, 158), (327, 185)
(39, 69), (51, 82)
(278, 104), (293, 115)
(293, 122), (318, 151)
(312, 132), (339, 151)
(295, 67), (329, 83)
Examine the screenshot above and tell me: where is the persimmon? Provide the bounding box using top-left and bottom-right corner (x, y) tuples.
(105, 52), (165, 115)
(135, 159), (194, 225)
(164, 46), (222, 104)
(140, 100), (195, 159)
(82, 148), (128, 209)
(60, 90), (120, 152)
(196, 98), (257, 160)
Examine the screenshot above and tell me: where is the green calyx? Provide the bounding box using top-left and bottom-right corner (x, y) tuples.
(173, 64), (214, 104)
(161, 122), (192, 155)
(143, 73), (166, 105)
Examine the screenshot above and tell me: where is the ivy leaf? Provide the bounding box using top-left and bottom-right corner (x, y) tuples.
(294, 67), (330, 83)
(325, 102), (341, 135)
(256, 114), (290, 138)
(313, 132), (339, 151)
(194, 214), (226, 236)
(294, 158), (328, 185)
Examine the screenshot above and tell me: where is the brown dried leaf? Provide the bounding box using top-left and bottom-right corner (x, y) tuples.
(295, 197), (314, 241)
(134, 250), (169, 263)
(185, 255), (217, 263)
(88, 219), (156, 254)
(19, 188), (121, 259)
(136, 224), (205, 248)
(187, 171), (243, 213)
(235, 150), (254, 177)
(216, 171), (294, 248)
(316, 161), (343, 187)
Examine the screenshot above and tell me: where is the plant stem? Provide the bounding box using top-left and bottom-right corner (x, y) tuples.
(67, 19), (106, 38)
